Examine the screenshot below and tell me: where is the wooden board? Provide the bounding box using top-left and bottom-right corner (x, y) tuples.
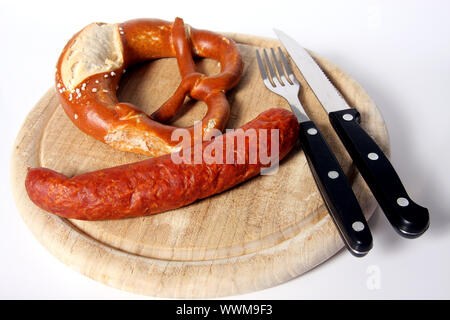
(11, 33), (390, 298)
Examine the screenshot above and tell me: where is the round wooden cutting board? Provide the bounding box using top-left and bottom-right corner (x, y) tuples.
(11, 33), (390, 298)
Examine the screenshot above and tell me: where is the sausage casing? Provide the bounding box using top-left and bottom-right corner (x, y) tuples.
(25, 108), (299, 220)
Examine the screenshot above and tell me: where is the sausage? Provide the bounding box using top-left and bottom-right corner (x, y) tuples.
(25, 108), (299, 220)
(55, 17), (243, 157)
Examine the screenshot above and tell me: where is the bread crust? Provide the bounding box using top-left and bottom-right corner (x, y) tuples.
(55, 18), (243, 156)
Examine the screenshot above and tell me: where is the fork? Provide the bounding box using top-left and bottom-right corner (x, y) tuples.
(256, 47), (373, 257)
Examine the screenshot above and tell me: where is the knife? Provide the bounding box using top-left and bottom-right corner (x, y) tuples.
(275, 29), (430, 238)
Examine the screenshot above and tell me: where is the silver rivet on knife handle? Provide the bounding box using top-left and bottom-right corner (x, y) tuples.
(343, 113), (354, 121)
(352, 221), (365, 232)
(397, 197), (410, 207)
(307, 128), (318, 135)
(368, 152), (379, 160)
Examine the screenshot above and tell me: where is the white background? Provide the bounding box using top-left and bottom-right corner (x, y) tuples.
(1, 0), (449, 299)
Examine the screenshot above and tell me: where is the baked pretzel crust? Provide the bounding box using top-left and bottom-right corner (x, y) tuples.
(55, 18), (243, 156)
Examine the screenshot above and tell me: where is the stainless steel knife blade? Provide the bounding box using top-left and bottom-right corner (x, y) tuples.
(274, 29), (350, 113)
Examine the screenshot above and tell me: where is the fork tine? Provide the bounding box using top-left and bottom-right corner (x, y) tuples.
(255, 50), (269, 81)
(278, 47), (297, 83)
(270, 48), (286, 85)
(262, 49), (279, 85)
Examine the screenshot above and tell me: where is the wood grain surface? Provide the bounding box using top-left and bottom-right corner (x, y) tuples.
(10, 33), (390, 298)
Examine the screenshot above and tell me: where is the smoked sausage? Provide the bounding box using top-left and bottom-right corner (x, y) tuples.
(25, 108), (299, 220)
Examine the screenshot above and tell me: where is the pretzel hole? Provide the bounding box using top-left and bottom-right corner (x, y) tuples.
(116, 58), (208, 128)
(194, 57), (221, 77)
(170, 97), (207, 127)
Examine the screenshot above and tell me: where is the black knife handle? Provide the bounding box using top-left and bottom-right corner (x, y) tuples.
(329, 109), (429, 238)
(299, 120), (373, 256)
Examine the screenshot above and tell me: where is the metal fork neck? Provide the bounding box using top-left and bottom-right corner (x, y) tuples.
(292, 107), (310, 123)
(285, 96), (310, 123)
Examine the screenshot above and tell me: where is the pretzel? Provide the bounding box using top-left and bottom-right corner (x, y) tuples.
(55, 18), (243, 156)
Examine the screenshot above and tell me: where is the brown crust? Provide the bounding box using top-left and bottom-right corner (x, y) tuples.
(55, 18), (243, 156)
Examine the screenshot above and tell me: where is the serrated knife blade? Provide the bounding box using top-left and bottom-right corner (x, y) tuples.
(273, 29), (350, 113)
